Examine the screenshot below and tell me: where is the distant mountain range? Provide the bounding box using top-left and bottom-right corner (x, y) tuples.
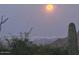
(32, 32), (79, 48)
(32, 37), (57, 45)
(49, 38), (67, 48)
(32, 37), (68, 48)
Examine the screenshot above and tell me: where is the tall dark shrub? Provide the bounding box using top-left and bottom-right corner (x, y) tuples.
(68, 23), (78, 55)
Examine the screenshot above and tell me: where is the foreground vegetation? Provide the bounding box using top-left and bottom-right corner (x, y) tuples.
(0, 32), (69, 55)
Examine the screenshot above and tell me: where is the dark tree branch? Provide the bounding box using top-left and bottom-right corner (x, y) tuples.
(0, 16), (8, 32)
(1, 18), (8, 24)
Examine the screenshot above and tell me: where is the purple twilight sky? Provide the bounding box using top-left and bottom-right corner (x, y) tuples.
(0, 4), (79, 38)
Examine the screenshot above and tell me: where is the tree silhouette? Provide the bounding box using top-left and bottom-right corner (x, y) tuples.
(0, 16), (8, 32)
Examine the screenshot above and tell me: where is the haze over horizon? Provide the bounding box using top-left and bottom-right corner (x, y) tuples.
(0, 4), (79, 38)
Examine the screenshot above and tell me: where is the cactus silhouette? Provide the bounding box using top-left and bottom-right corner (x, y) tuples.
(0, 16), (8, 32)
(68, 23), (78, 55)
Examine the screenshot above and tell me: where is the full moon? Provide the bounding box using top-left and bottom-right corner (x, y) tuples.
(46, 4), (54, 12)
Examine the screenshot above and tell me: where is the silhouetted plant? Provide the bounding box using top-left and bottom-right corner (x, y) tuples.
(68, 23), (78, 55)
(6, 31), (33, 54)
(0, 16), (8, 32)
(10, 38), (31, 54)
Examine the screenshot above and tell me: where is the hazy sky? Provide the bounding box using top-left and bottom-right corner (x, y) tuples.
(0, 4), (79, 38)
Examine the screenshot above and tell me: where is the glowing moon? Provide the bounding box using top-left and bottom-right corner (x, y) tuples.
(46, 4), (54, 12)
